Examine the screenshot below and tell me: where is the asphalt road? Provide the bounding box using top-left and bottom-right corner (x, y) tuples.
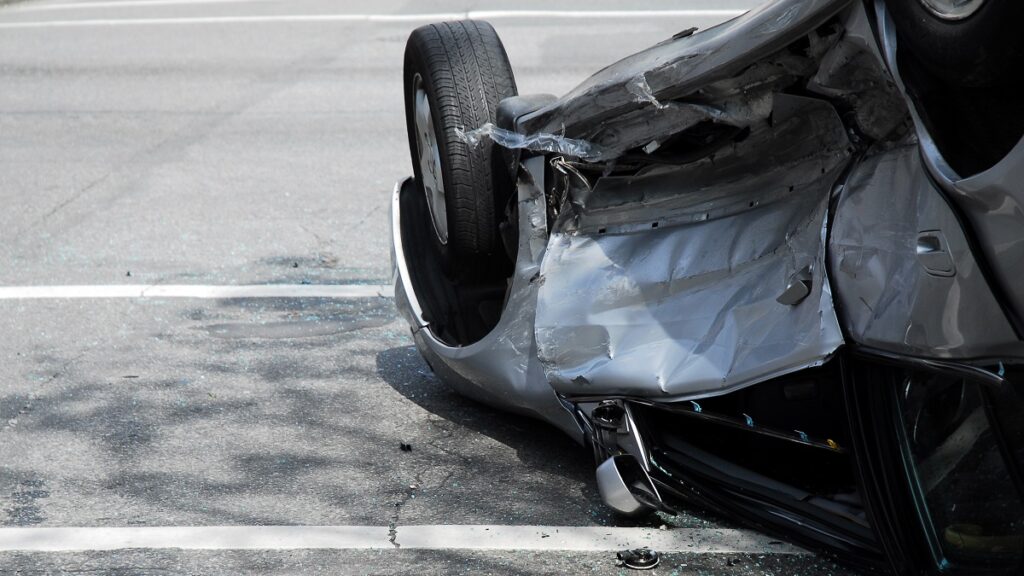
(0, 1), (866, 574)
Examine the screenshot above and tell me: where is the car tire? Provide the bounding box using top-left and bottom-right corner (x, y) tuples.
(403, 20), (518, 260)
(886, 0), (1024, 87)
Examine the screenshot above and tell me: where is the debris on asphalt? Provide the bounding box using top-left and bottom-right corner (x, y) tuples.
(399, 442), (412, 452)
(616, 547), (660, 570)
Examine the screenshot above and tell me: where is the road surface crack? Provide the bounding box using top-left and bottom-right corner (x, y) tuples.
(387, 414), (471, 548)
(387, 470), (424, 548)
(12, 172), (113, 240)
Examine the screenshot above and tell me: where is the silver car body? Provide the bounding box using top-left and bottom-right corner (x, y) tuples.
(391, 0), (1024, 440)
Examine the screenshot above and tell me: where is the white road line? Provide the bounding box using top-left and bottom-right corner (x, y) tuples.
(0, 525), (808, 554)
(0, 284), (394, 299)
(0, 10), (747, 29)
(9, 0), (275, 12)
(471, 10), (748, 19)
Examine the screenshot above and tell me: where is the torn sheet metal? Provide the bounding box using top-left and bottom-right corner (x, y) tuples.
(533, 95), (849, 399)
(464, 94), (775, 164)
(391, 160), (581, 440)
(517, 0), (851, 139)
(473, 1), (847, 164)
(829, 143), (1024, 358)
(578, 93), (776, 162)
(472, 24), (839, 164)
(626, 74), (668, 110)
(456, 123), (605, 162)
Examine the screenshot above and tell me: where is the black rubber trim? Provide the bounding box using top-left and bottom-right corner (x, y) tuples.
(849, 345), (1008, 388)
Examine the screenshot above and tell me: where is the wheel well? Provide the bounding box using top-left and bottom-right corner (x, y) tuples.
(398, 178), (513, 346)
(897, 45), (1024, 177)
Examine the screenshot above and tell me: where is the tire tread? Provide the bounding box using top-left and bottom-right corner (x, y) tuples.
(403, 20), (517, 255)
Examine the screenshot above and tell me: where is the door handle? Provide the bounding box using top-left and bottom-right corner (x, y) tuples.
(916, 231), (956, 277)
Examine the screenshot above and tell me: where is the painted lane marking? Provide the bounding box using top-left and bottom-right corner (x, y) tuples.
(471, 10), (748, 19)
(8, 0), (275, 12)
(0, 525), (808, 554)
(0, 10), (748, 29)
(0, 284), (394, 299)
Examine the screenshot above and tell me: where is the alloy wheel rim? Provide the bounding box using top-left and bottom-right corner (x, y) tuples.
(413, 75), (448, 245)
(917, 0), (986, 20)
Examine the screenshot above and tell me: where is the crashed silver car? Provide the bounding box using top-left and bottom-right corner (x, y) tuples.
(390, 0), (1024, 573)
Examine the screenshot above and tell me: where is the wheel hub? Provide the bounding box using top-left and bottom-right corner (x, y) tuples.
(413, 75), (448, 245)
(917, 0), (986, 20)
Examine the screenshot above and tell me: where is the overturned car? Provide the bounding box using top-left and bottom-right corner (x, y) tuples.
(391, 0), (1024, 573)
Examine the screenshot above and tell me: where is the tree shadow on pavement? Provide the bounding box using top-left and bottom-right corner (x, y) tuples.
(374, 345), (591, 482)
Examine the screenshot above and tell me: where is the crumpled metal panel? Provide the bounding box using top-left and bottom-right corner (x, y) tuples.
(391, 160), (581, 440)
(517, 0), (851, 139)
(951, 139), (1024, 337)
(872, 0), (1024, 335)
(829, 143), (1023, 358)
(466, 0), (852, 164)
(533, 95), (848, 399)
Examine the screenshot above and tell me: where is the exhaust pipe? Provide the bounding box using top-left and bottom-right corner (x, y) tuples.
(595, 454), (665, 517)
